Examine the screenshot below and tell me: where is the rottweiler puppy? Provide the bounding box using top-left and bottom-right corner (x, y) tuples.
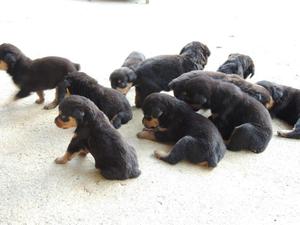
(54, 95), (141, 180)
(0, 43), (80, 109)
(57, 71), (132, 129)
(169, 72), (273, 153)
(169, 71), (273, 109)
(110, 41), (210, 107)
(137, 93), (226, 167)
(217, 53), (255, 79)
(257, 80), (300, 139)
(110, 51), (145, 94)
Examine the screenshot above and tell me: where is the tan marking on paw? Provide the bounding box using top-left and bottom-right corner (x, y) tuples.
(137, 130), (156, 141)
(198, 161), (209, 167)
(154, 150), (169, 159)
(54, 152), (75, 164)
(78, 149), (89, 157)
(277, 129), (294, 137)
(44, 101), (58, 110)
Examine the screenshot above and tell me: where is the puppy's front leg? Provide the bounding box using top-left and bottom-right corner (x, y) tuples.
(55, 135), (87, 164)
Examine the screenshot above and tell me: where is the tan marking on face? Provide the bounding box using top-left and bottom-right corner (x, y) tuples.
(154, 150), (169, 159)
(54, 152), (76, 164)
(265, 97), (274, 109)
(137, 130), (156, 141)
(55, 116), (77, 129)
(143, 117), (160, 129)
(116, 82), (133, 95)
(0, 60), (8, 70)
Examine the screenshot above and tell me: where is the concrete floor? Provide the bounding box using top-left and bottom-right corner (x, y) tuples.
(0, 0), (300, 224)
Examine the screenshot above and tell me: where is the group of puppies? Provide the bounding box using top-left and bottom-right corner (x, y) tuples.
(0, 41), (299, 180)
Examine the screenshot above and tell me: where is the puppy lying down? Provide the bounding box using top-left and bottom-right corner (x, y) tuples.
(0, 43), (80, 109)
(54, 95), (141, 180)
(110, 41), (210, 107)
(169, 72), (273, 153)
(217, 53), (255, 79)
(257, 80), (300, 139)
(57, 71), (133, 129)
(170, 70), (273, 109)
(137, 93), (226, 167)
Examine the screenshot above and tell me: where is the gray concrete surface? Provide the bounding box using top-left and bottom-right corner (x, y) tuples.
(0, 0), (299, 224)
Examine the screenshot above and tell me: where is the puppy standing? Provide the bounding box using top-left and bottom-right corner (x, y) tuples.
(57, 71), (132, 129)
(217, 53), (255, 79)
(169, 72), (273, 153)
(110, 41), (210, 107)
(257, 80), (300, 139)
(137, 93), (225, 167)
(54, 95), (141, 180)
(0, 43), (80, 109)
(110, 51), (145, 94)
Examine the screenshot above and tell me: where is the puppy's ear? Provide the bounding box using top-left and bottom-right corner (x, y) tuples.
(152, 108), (163, 118)
(4, 53), (17, 69)
(127, 69), (137, 82)
(73, 109), (85, 122)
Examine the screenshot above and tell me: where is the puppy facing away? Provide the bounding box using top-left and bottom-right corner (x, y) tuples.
(57, 71), (132, 129)
(110, 51), (145, 94)
(217, 53), (255, 79)
(168, 71), (273, 109)
(54, 95), (141, 180)
(110, 41), (210, 108)
(137, 93), (226, 167)
(169, 72), (273, 153)
(257, 80), (300, 139)
(0, 43), (80, 109)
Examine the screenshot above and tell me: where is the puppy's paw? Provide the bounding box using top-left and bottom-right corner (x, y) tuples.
(198, 161), (209, 167)
(277, 129), (290, 137)
(78, 149), (89, 157)
(35, 99), (45, 104)
(54, 156), (68, 164)
(44, 102), (58, 110)
(137, 130), (156, 141)
(154, 150), (169, 159)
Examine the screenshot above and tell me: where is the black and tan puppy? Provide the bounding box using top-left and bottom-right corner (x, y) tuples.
(217, 53), (255, 79)
(110, 41), (210, 107)
(0, 43), (80, 109)
(54, 95), (141, 180)
(257, 80), (300, 139)
(137, 93), (225, 167)
(57, 71), (132, 129)
(110, 51), (145, 94)
(168, 71), (273, 109)
(169, 72), (273, 153)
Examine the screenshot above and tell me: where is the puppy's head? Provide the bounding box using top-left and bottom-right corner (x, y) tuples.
(142, 93), (181, 129)
(217, 62), (238, 75)
(110, 67), (137, 95)
(169, 72), (211, 110)
(179, 41), (211, 69)
(54, 95), (88, 129)
(0, 43), (23, 72)
(256, 80), (285, 104)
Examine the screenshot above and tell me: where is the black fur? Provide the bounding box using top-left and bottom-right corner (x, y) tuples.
(55, 95), (141, 180)
(58, 71), (132, 129)
(139, 93), (225, 167)
(110, 41), (210, 107)
(257, 80), (300, 139)
(169, 71), (273, 109)
(217, 53), (255, 79)
(0, 43), (80, 109)
(170, 72), (273, 153)
(110, 51), (145, 90)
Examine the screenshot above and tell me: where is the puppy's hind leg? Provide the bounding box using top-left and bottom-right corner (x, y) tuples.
(155, 136), (200, 165)
(111, 111), (132, 129)
(226, 123), (271, 153)
(35, 91), (45, 104)
(278, 118), (300, 139)
(44, 84), (66, 110)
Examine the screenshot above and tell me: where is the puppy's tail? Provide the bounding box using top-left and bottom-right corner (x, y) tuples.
(73, 63), (80, 71)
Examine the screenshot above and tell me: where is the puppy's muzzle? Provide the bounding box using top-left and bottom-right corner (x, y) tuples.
(55, 116), (77, 129)
(116, 82), (133, 95)
(142, 117), (160, 129)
